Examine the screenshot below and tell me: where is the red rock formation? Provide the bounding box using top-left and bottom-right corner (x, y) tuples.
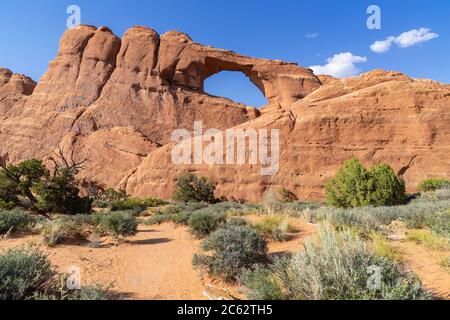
(1, 25), (449, 202)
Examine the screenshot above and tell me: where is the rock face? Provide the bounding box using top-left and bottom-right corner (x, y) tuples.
(1, 25), (449, 202)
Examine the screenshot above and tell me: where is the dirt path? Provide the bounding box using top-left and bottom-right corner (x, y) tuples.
(1, 223), (206, 300)
(0, 217), (317, 300)
(391, 241), (450, 300)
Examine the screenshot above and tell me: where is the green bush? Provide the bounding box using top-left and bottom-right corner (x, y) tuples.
(169, 212), (192, 225)
(111, 197), (166, 212)
(0, 159), (48, 210)
(173, 173), (217, 203)
(418, 178), (450, 192)
(101, 188), (128, 202)
(160, 205), (181, 215)
(33, 168), (93, 215)
(0, 247), (54, 300)
(0, 209), (38, 234)
(145, 214), (170, 226)
(0, 157), (92, 215)
(40, 215), (92, 247)
(188, 210), (226, 238)
(194, 224), (268, 281)
(179, 202), (210, 212)
(111, 198), (145, 211)
(226, 218), (249, 227)
(325, 159), (406, 208)
(253, 215), (294, 241)
(240, 266), (285, 300)
(143, 197), (167, 207)
(367, 164), (407, 207)
(93, 211), (137, 236)
(241, 225), (430, 300)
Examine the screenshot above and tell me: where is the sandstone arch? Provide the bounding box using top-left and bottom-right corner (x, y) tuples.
(203, 69), (269, 107)
(157, 31), (321, 108)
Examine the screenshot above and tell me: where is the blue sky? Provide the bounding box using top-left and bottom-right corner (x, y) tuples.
(0, 0), (448, 107)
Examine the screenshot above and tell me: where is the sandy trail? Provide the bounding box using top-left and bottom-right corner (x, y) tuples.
(391, 241), (450, 300)
(0, 218), (317, 300)
(0, 223), (205, 300)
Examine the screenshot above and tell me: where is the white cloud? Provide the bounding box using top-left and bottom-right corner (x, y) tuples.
(306, 32), (319, 39)
(309, 52), (367, 78)
(370, 36), (395, 53)
(395, 28), (439, 48)
(370, 28), (439, 53)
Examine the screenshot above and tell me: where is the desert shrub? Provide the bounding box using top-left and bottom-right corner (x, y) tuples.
(262, 190), (284, 212)
(111, 197), (166, 212)
(169, 212), (193, 225)
(226, 218), (249, 227)
(325, 158), (372, 208)
(370, 232), (400, 261)
(92, 188), (127, 208)
(101, 188), (128, 202)
(418, 178), (450, 192)
(241, 225), (430, 300)
(194, 224), (267, 281)
(240, 266), (285, 300)
(425, 209), (450, 238)
(0, 246), (112, 300)
(145, 214), (170, 226)
(173, 173), (217, 203)
(160, 204), (181, 215)
(253, 215), (294, 241)
(40, 215), (92, 247)
(415, 188), (450, 202)
(188, 210), (226, 238)
(209, 201), (244, 211)
(406, 230), (449, 250)
(180, 202), (210, 212)
(0, 209), (38, 234)
(32, 166), (93, 215)
(93, 211), (137, 236)
(325, 159), (406, 208)
(263, 188), (297, 211)
(111, 198), (145, 212)
(367, 164), (407, 207)
(32, 275), (112, 301)
(310, 199), (450, 235)
(0, 247), (54, 300)
(278, 188), (298, 202)
(65, 284), (111, 300)
(0, 159), (49, 210)
(91, 199), (110, 209)
(281, 201), (321, 213)
(143, 197), (167, 207)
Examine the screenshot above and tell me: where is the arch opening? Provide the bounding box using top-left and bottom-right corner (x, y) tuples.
(204, 71), (268, 108)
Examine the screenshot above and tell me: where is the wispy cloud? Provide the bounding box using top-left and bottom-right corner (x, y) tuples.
(306, 32), (319, 39)
(370, 28), (439, 53)
(309, 52), (367, 78)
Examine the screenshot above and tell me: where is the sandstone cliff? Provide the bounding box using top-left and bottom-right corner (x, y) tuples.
(1, 25), (449, 201)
